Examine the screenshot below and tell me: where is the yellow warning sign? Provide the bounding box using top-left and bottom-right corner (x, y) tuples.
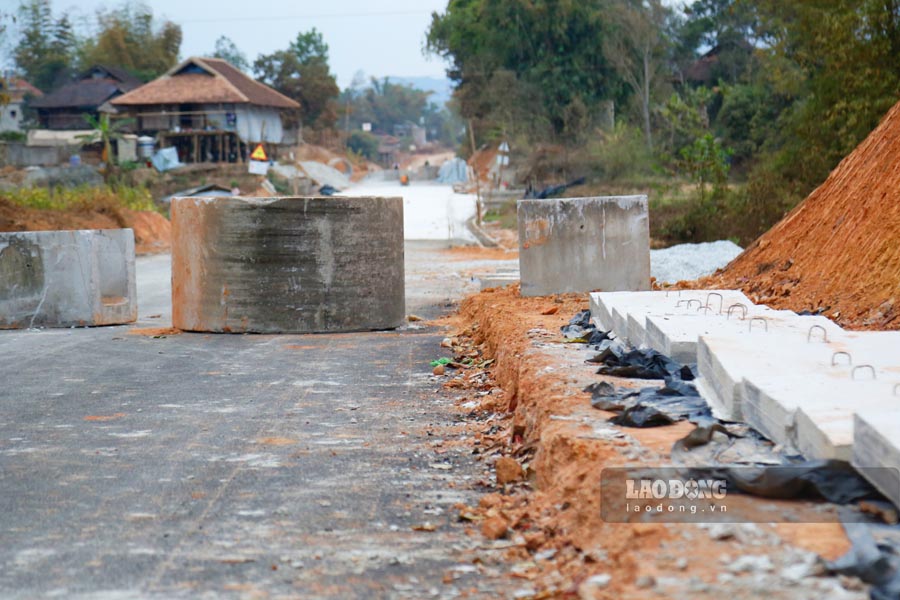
(250, 144), (267, 161)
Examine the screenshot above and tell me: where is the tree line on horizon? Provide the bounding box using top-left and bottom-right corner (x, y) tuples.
(1, 0), (459, 150)
(426, 0), (900, 243)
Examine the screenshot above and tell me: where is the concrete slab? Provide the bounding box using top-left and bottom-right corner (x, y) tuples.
(740, 334), (900, 456)
(645, 308), (831, 364)
(853, 410), (900, 509)
(479, 274), (519, 291)
(696, 315), (845, 419)
(0, 229), (136, 328)
(588, 289), (751, 346)
(518, 196), (650, 297)
(172, 196), (405, 334)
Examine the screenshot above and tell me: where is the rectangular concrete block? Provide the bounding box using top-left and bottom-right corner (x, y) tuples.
(853, 411), (900, 509)
(518, 196), (650, 297)
(0, 229), (137, 328)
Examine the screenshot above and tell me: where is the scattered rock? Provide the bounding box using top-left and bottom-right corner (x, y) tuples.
(540, 306), (560, 315)
(727, 555), (774, 574)
(433, 364), (446, 376)
(635, 575), (656, 589)
(495, 456), (525, 484)
(706, 523), (736, 541)
(481, 515), (509, 540)
(578, 574), (611, 599)
(408, 314), (424, 322)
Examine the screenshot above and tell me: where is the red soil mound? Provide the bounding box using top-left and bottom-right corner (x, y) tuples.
(0, 199), (171, 255)
(704, 101), (900, 330)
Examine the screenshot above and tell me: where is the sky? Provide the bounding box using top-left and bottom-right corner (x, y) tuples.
(45, 0), (452, 87)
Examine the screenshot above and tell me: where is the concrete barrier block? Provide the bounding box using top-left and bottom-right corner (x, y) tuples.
(0, 229), (136, 328)
(171, 196), (405, 334)
(518, 196), (650, 297)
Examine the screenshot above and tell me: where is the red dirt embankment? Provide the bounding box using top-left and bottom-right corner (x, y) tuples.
(0, 199), (171, 255)
(702, 101), (900, 330)
(453, 285), (852, 597)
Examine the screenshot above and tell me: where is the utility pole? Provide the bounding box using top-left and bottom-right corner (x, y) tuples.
(468, 119), (482, 227)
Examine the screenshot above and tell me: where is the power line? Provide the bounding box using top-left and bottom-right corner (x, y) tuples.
(178, 10), (435, 24)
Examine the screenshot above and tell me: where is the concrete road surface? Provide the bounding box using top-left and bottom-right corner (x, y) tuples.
(0, 241), (518, 599)
(343, 181), (478, 245)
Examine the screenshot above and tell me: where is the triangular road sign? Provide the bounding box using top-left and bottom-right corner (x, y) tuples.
(250, 144), (268, 161)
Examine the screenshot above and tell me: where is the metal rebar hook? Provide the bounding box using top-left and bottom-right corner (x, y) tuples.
(698, 305), (714, 315)
(706, 292), (724, 314)
(852, 365), (876, 380)
(727, 303), (748, 320)
(748, 317), (768, 333)
(831, 351), (852, 367)
(808, 324), (829, 343)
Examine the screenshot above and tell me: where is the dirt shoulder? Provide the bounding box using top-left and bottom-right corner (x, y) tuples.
(439, 285), (867, 599)
(0, 198), (171, 255)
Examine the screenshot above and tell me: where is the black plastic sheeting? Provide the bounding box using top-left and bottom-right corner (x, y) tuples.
(561, 310), (614, 346)
(680, 461), (881, 505)
(586, 378), (712, 427)
(589, 346), (696, 381)
(524, 177), (587, 200)
(827, 519), (900, 600)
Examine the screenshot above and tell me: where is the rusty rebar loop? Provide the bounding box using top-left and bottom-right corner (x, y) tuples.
(685, 299), (702, 310)
(727, 303), (748, 320)
(831, 351), (852, 367)
(852, 365), (876, 380)
(698, 305), (713, 315)
(748, 317), (768, 333)
(706, 292), (724, 314)
(808, 324), (829, 343)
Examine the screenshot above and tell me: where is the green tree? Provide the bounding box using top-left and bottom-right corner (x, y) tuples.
(753, 0), (900, 190)
(427, 0), (625, 141)
(78, 3), (181, 82)
(14, 0), (75, 92)
(211, 36), (248, 71)
(254, 29), (339, 131)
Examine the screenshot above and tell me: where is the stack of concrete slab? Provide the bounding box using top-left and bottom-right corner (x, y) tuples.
(589, 289), (753, 352)
(695, 314), (844, 419)
(0, 229), (137, 328)
(738, 332), (900, 456)
(518, 196), (650, 297)
(588, 289), (900, 507)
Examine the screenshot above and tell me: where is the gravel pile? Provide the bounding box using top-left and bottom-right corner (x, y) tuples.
(651, 240), (743, 284)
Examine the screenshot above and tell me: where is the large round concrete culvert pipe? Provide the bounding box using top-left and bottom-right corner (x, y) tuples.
(171, 196), (405, 333)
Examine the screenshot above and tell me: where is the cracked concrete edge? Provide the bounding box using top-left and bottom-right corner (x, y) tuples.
(465, 216), (500, 249)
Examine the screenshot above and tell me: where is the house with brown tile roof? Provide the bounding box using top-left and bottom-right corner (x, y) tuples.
(112, 57), (300, 164)
(29, 65), (142, 130)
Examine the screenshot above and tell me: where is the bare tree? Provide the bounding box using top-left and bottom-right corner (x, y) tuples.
(603, 0), (671, 150)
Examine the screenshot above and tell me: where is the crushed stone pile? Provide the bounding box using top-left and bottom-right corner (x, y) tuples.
(651, 240), (743, 285)
(702, 100), (900, 330)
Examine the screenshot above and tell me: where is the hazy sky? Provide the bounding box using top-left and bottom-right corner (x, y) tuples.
(46, 0), (452, 87)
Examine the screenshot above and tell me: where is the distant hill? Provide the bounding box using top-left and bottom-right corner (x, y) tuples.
(385, 76), (453, 107)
